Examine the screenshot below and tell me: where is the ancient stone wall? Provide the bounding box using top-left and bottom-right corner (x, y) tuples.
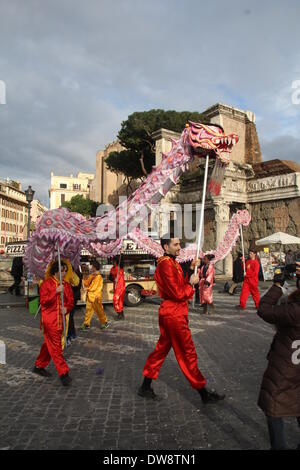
(242, 198), (300, 251)
(203, 209), (216, 252)
(245, 121), (262, 164)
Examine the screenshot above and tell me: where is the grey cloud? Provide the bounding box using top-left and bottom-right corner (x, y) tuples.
(1, 0), (300, 204)
(261, 135), (300, 164)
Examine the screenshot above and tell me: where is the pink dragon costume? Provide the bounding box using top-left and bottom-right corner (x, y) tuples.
(199, 262), (215, 306)
(24, 121), (251, 277)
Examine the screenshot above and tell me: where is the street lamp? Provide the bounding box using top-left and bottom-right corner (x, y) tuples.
(25, 185), (35, 239)
(24, 186), (35, 307)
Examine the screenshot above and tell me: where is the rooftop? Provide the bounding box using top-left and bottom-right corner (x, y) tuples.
(252, 159), (300, 178)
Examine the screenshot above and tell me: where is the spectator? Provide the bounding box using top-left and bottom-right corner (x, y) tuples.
(285, 249), (296, 279)
(257, 262), (300, 450)
(8, 256), (23, 296)
(228, 252), (244, 295)
(67, 267), (82, 345)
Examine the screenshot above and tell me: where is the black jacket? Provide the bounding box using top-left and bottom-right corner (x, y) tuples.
(11, 257), (23, 278)
(232, 258), (244, 283)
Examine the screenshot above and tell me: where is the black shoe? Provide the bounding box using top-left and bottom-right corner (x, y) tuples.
(138, 386), (160, 400)
(60, 372), (72, 386)
(199, 387), (225, 404)
(117, 312), (125, 320)
(32, 366), (52, 377)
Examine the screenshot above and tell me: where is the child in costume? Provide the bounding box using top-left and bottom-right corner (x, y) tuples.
(199, 254), (216, 314)
(82, 260), (109, 330)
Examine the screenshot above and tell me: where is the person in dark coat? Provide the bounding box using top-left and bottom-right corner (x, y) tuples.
(257, 264), (300, 450)
(67, 268), (82, 345)
(228, 252), (244, 295)
(8, 256), (23, 296)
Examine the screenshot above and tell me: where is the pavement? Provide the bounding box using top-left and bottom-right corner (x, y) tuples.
(0, 282), (300, 450)
(0, 292), (26, 309)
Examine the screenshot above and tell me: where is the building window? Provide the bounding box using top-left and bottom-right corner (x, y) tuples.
(1, 222), (4, 230)
(61, 194), (66, 204)
(73, 184), (81, 190)
(20, 214), (23, 222)
(60, 183), (67, 189)
(1, 237), (4, 244)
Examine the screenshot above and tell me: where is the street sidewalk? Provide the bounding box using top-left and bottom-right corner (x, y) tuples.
(0, 292), (26, 309)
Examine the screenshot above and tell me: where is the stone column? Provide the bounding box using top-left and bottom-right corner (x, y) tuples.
(152, 128), (181, 166)
(214, 202), (232, 277)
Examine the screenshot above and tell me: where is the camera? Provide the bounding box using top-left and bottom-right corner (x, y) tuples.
(273, 267), (285, 286)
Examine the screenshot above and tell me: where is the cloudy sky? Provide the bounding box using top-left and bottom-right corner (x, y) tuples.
(1, 0), (300, 206)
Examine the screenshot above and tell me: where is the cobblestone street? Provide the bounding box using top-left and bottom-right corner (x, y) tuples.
(1, 287), (300, 451)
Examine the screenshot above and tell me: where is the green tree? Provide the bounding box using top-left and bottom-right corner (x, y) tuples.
(105, 109), (206, 186)
(61, 195), (98, 217)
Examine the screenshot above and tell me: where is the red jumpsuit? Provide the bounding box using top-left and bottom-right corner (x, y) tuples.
(143, 256), (206, 389)
(35, 276), (74, 376)
(240, 258), (260, 308)
(110, 265), (126, 313)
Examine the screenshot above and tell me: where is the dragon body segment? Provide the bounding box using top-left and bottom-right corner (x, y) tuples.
(25, 121), (250, 277)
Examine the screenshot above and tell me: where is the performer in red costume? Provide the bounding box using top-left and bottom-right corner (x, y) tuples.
(138, 236), (225, 404)
(109, 255), (126, 320)
(236, 250), (260, 310)
(33, 261), (74, 386)
(199, 254), (216, 314)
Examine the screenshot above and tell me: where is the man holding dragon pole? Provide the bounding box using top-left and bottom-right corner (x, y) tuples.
(138, 236), (226, 404)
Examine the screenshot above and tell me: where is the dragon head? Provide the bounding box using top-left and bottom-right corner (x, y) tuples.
(186, 121), (239, 163)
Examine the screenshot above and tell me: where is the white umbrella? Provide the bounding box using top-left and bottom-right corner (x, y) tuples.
(256, 232), (300, 246)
